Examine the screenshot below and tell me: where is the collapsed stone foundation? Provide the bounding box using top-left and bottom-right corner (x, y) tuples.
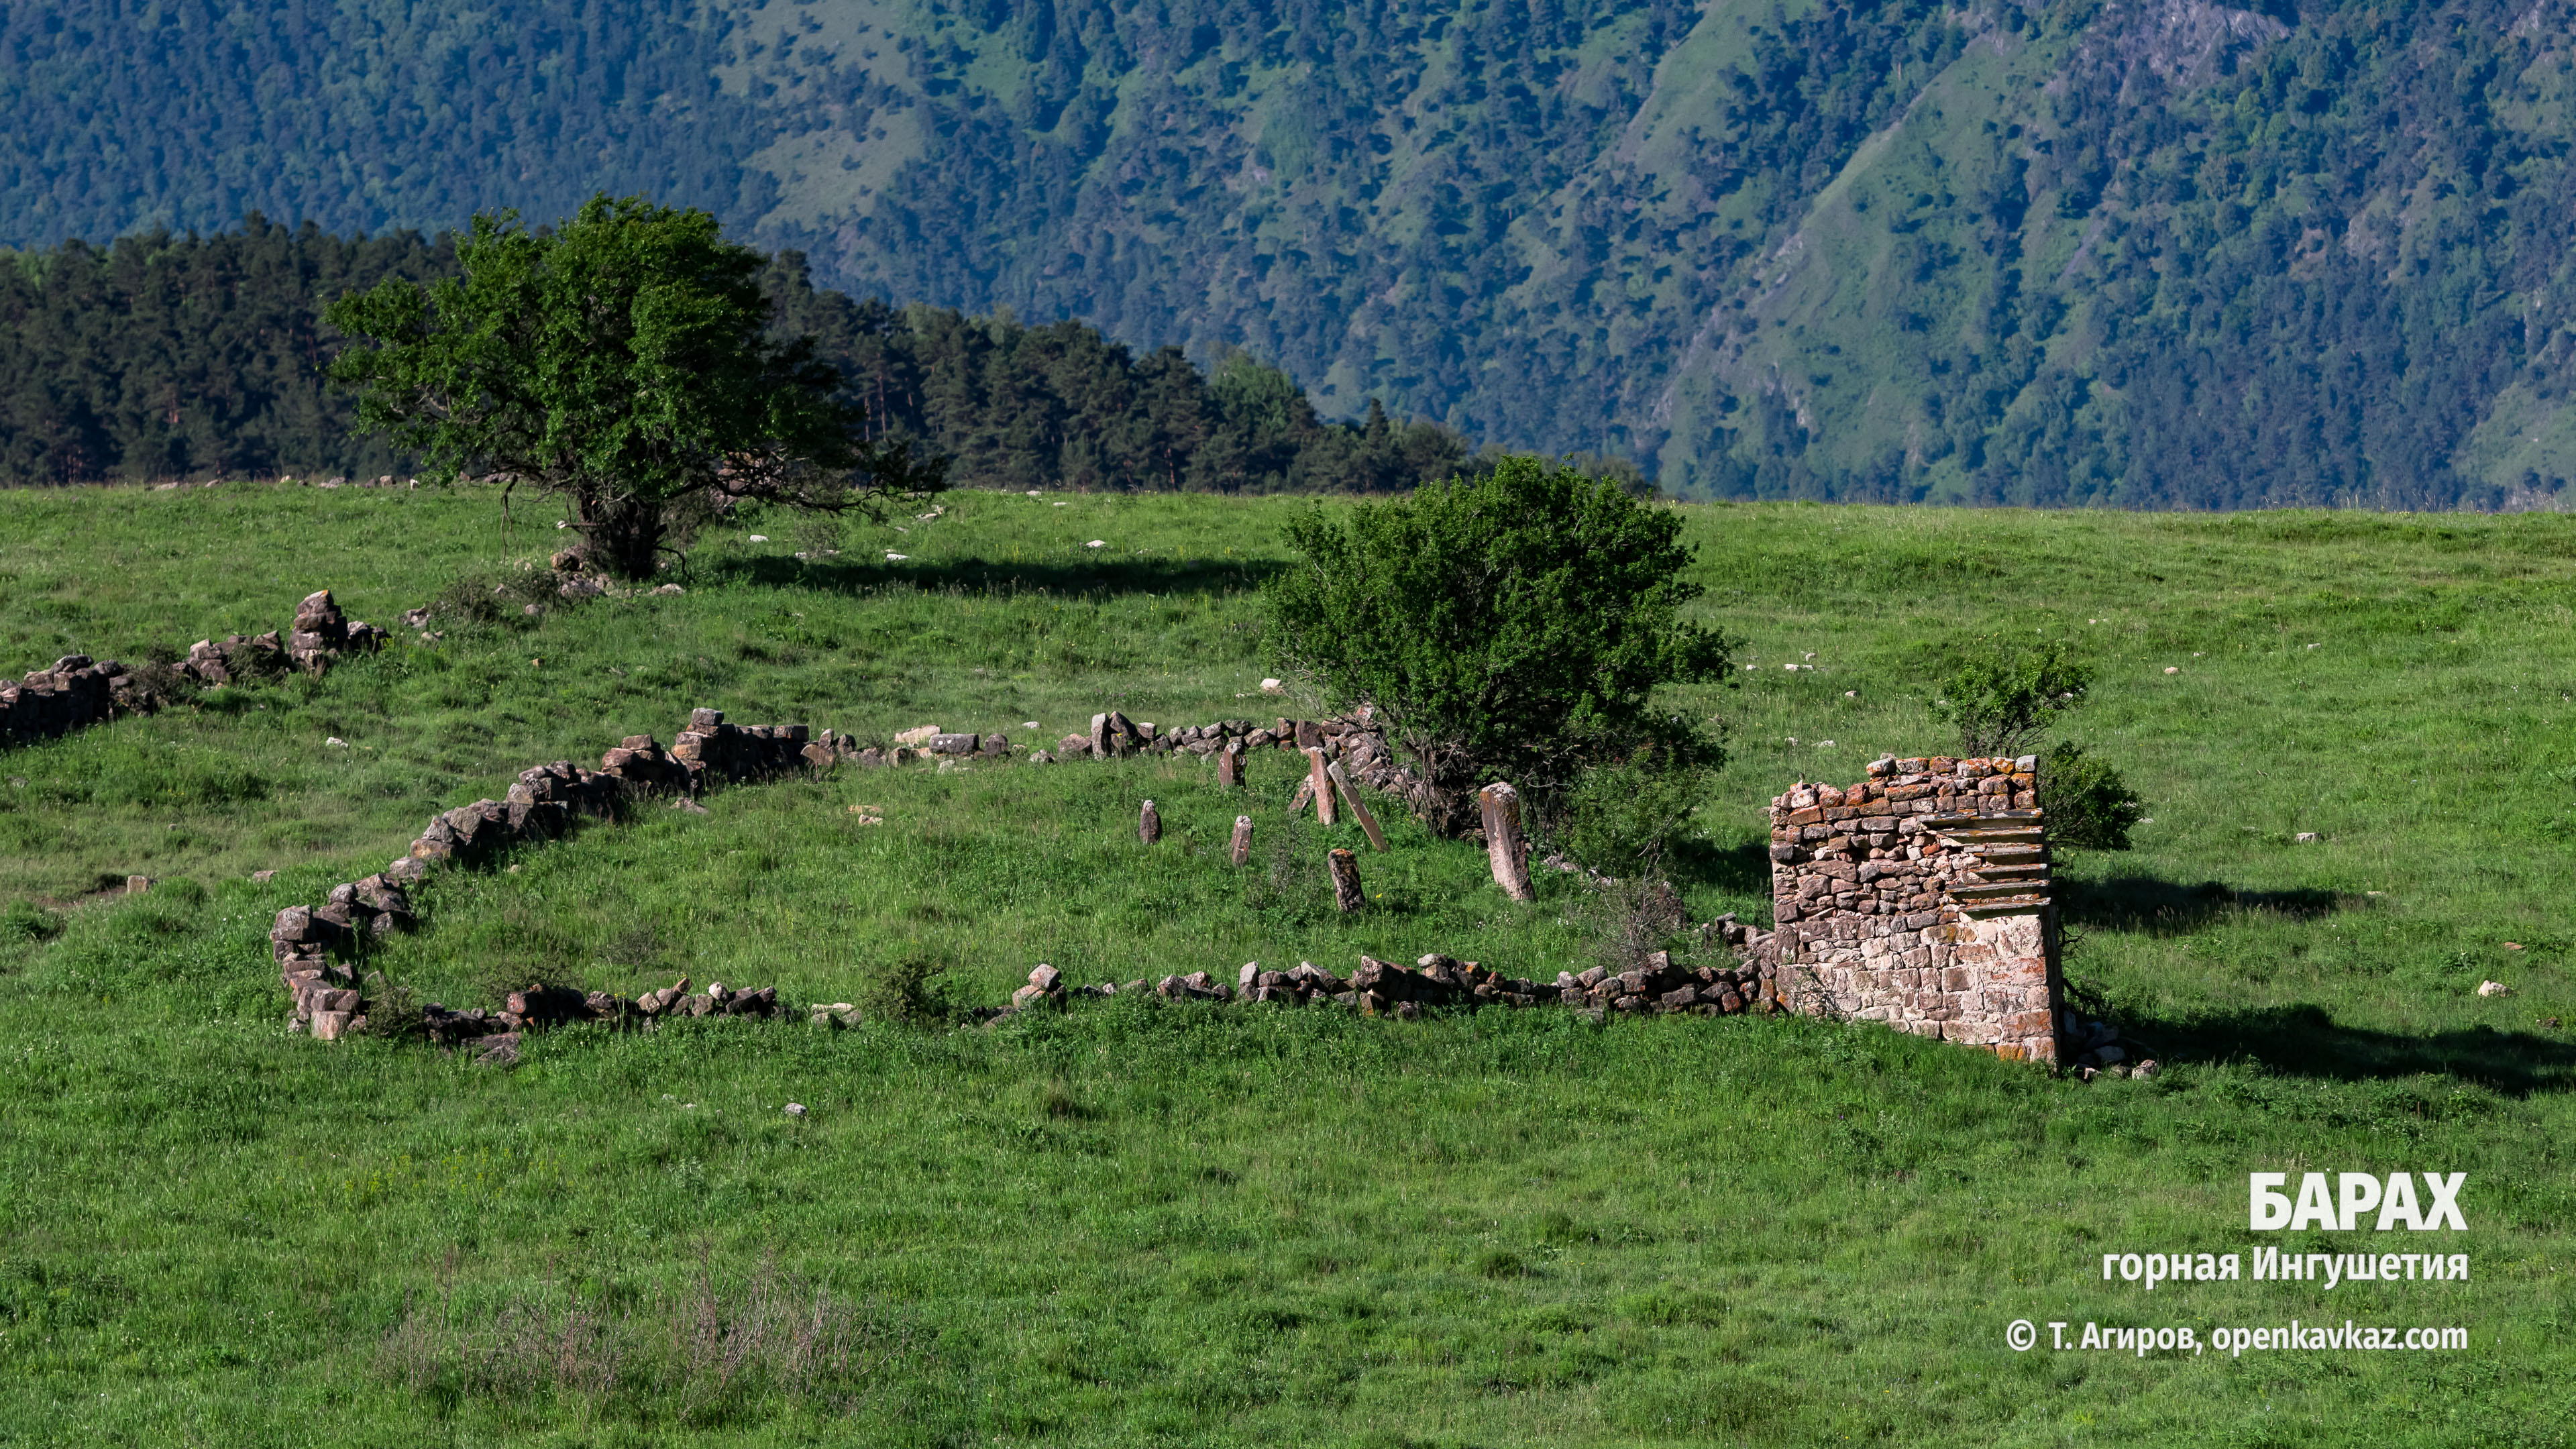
(1767, 754), (2065, 1066)
(2, 590), (385, 750)
(2, 584), (2086, 1072)
(961, 934), (1778, 1026)
(274, 705), (818, 1051)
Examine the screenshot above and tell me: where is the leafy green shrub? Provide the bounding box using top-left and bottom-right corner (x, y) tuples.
(1262, 455), (1732, 830)
(1243, 808), (1331, 924)
(1930, 638), (2092, 757)
(2039, 741), (2147, 851)
(857, 953), (955, 1026)
(425, 569), (569, 629)
(1558, 748), (1710, 877)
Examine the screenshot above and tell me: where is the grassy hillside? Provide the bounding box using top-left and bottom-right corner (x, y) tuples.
(1, 485), (2571, 1443)
(9, 1), (2574, 505)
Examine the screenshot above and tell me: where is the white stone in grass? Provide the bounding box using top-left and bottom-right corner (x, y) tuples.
(1022, 721), (1040, 731)
(1085, 539), (1106, 548)
(749, 534), (769, 542)
(784, 1102), (807, 1118)
(325, 737), (347, 747)
(1817, 740), (1835, 748)
(885, 552), (908, 561)
(1260, 678), (1286, 694)
(2477, 980), (2512, 997)
(2295, 832), (2320, 843)
(2164, 666), (2181, 675)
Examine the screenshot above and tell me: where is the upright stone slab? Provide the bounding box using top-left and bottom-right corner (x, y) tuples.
(1478, 784), (1534, 902)
(1305, 748), (1338, 826)
(1766, 754), (2064, 1067)
(1328, 848), (1365, 912)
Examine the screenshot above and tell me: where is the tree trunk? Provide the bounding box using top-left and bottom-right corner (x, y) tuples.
(582, 490), (667, 581)
(1328, 847), (1364, 912)
(1479, 783), (1535, 901)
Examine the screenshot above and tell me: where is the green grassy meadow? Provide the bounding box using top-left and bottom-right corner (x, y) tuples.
(1, 484), (2571, 1445)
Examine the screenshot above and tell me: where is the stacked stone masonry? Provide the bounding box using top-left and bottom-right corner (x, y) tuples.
(962, 935), (1780, 1026)
(3, 589), (385, 750)
(275, 704), (812, 1051)
(1768, 753), (2064, 1066)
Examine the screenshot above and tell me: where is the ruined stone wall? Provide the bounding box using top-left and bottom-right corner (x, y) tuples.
(1767, 754), (2063, 1065)
(2, 589), (384, 749)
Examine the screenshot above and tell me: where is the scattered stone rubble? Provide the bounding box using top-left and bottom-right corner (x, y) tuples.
(0, 655), (164, 742)
(188, 590), (386, 684)
(979, 929), (1779, 1025)
(1766, 754), (2068, 1066)
(2, 589), (386, 750)
(405, 977), (787, 1066)
(1042, 708), (1402, 786)
(2061, 1009), (2156, 1082)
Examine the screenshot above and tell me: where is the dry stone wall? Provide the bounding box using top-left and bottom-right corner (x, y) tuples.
(1767, 754), (2064, 1065)
(3, 588), (385, 750)
(925, 935), (1782, 1028)
(276, 705), (817, 1050)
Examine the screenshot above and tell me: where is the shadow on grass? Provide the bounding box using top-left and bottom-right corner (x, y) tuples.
(2123, 1003), (2576, 1097)
(1667, 838), (1774, 898)
(2061, 875), (2343, 935)
(703, 553), (1283, 599)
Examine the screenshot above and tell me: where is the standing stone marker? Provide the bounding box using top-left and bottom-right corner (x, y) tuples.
(1230, 814), (1254, 865)
(1139, 800), (1161, 845)
(1305, 748), (1339, 826)
(1328, 847), (1365, 912)
(1218, 741), (1244, 788)
(1326, 761), (1388, 852)
(1478, 784), (1534, 901)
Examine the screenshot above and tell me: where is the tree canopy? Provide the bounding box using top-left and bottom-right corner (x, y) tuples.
(326, 196), (943, 578)
(1263, 457), (1731, 831)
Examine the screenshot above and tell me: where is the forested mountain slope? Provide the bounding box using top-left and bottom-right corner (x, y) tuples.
(0, 225), (1463, 488)
(7, 0), (2573, 505)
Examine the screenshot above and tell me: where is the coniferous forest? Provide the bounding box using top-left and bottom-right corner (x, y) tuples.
(0, 225), (1466, 490)
(5, 0), (2575, 505)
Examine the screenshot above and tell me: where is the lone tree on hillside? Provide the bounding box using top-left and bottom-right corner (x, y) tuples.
(1263, 455), (1733, 833)
(326, 195), (946, 578)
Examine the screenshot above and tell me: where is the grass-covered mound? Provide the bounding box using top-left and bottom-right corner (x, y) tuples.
(0, 484), (2569, 1444)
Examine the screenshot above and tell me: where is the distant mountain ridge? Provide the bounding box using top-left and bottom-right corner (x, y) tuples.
(6, 0), (2573, 506)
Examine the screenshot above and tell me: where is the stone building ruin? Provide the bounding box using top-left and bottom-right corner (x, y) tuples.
(1767, 754), (2063, 1066)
